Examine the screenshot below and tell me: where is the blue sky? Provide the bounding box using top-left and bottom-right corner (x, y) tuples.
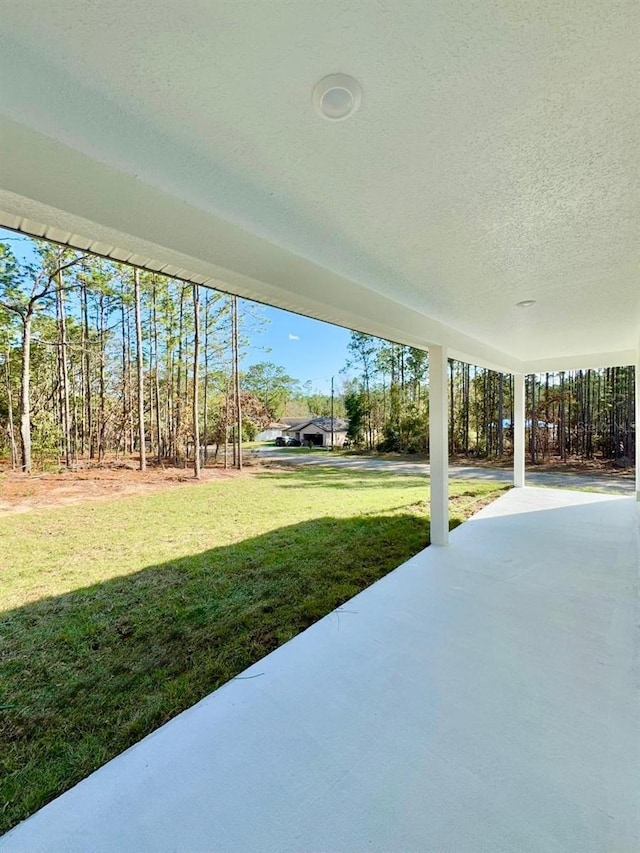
(243, 304), (352, 393)
(0, 228), (352, 394)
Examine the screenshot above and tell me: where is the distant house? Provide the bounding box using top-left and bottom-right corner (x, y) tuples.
(255, 421), (289, 441)
(283, 417), (349, 448)
(499, 418), (554, 430)
(280, 417), (313, 431)
(255, 417), (326, 442)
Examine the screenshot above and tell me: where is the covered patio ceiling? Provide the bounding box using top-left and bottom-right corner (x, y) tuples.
(0, 1), (638, 373)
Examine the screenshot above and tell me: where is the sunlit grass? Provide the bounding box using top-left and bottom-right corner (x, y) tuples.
(0, 468), (507, 833)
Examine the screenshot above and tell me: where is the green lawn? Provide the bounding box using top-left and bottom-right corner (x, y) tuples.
(0, 467), (507, 833)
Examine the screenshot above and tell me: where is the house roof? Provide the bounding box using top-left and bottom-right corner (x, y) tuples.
(280, 417), (312, 428)
(0, 2), (637, 372)
(285, 417), (349, 434)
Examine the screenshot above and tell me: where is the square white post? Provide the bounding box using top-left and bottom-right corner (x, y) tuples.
(513, 372), (525, 488)
(429, 344), (449, 546)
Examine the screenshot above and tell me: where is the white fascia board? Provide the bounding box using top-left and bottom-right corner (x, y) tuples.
(0, 117), (522, 374)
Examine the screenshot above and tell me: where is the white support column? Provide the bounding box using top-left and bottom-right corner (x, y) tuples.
(429, 344), (449, 546)
(635, 355), (639, 502)
(513, 372), (525, 488)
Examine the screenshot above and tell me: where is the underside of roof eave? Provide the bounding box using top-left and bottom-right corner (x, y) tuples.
(3, 200), (632, 375)
(0, 117), (523, 374)
(7, 117), (631, 377)
(0, 198), (524, 374)
(522, 351), (638, 372)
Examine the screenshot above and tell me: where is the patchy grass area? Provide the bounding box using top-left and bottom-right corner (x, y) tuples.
(0, 467), (506, 833)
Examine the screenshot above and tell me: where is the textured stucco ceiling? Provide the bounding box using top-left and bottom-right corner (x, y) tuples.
(1, 0), (638, 370)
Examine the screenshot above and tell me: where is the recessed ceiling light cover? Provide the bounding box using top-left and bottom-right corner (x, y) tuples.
(313, 74), (362, 121)
(516, 300), (536, 308)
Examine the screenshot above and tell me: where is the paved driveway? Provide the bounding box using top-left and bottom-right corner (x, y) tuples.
(255, 449), (635, 495)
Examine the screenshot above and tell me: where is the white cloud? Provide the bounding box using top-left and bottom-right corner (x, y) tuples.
(288, 333), (300, 341)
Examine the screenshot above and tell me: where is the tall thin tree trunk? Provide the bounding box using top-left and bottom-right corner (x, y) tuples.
(509, 374), (514, 456)
(473, 366), (480, 456)
(56, 270), (72, 467)
(463, 362), (470, 455)
(98, 296), (106, 461)
(82, 283), (94, 459)
(72, 364), (79, 465)
(152, 280), (162, 464)
(530, 375), (537, 463)
(560, 371), (566, 461)
(585, 369), (592, 458)
(79, 286), (86, 456)
(497, 374), (504, 457)
(126, 302), (135, 455)
(174, 287), (185, 465)
(449, 359), (455, 455)
(133, 268), (146, 471)
(5, 346), (18, 469)
(192, 285), (201, 479)
(224, 373), (230, 469)
(19, 313), (33, 473)
(165, 292), (175, 461)
(120, 291), (128, 456)
(56, 294), (65, 462)
(147, 344), (154, 463)
(202, 290), (209, 463)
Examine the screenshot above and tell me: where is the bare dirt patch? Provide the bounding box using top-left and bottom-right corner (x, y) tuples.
(450, 453), (635, 477)
(0, 457), (257, 515)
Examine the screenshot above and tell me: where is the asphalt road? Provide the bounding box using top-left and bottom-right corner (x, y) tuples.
(255, 448), (635, 495)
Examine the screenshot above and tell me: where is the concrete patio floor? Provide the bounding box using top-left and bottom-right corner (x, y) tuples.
(2, 488), (638, 852)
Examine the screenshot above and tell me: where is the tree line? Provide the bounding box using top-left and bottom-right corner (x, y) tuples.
(343, 332), (636, 464)
(1, 237), (635, 472)
(0, 240), (318, 474)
